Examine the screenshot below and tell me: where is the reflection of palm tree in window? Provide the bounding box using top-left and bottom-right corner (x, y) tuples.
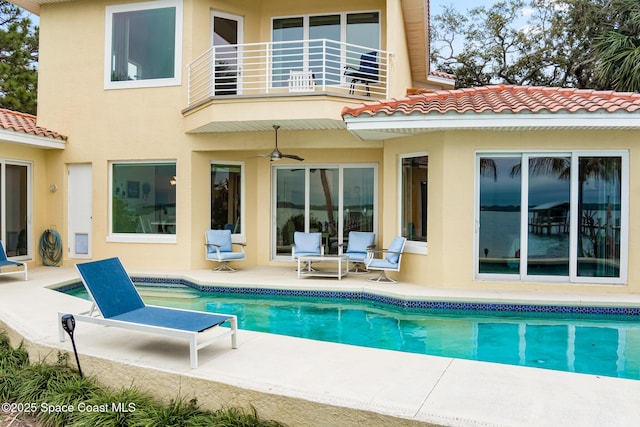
(509, 157), (621, 258)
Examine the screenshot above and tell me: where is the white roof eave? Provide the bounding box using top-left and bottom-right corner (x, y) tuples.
(0, 129), (66, 149)
(343, 112), (640, 140)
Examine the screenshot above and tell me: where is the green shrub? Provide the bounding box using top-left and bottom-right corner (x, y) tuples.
(15, 356), (79, 407)
(67, 386), (154, 427)
(39, 375), (102, 427)
(133, 396), (206, 427)
(0, 341), (30, 401)
(0, 332), (285, 427)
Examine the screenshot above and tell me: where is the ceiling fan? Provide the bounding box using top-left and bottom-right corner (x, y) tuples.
(258, 125), (304, 161)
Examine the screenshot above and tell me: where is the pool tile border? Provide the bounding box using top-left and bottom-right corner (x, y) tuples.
(126, 277), (640, 318)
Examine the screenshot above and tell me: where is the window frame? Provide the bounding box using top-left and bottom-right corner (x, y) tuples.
(474, 150), (629, 284)
(104, 0), (183, 89)
(398, 152), (428, 255)
(107, 160), (177, 244)
(270, 10), (381, 89)
(210, 161), (245, 236)
(270, 163), (378, 261)
(0, 159), (32, 260)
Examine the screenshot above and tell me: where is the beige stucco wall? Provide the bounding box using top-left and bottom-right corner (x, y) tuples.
(27, 0), (639, 295)
(382, 128), (640, 294)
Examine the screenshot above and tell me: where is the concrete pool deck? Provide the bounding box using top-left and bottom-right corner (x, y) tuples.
(1, 265), (639, 427)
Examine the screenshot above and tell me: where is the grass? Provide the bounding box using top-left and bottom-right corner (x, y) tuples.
(0, 331), (286, 427)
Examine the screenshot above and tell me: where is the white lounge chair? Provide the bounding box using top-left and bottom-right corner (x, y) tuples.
(0, 240), (27, 280)
(59, 257), (237, 369)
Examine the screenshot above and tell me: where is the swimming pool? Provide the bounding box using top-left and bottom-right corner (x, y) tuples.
(59, 280), (640, 380)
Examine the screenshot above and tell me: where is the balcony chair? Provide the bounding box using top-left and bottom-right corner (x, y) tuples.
(291, 231), (324, 271)
(339, 231), (376, 273)
(344, 51), (378, 96)
(0, 240), (27, 280)
(365, 236), (407, 283)
(205, 229), (246, 272)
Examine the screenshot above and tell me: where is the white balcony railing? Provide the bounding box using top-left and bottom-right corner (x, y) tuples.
(187, 39), (390, 107)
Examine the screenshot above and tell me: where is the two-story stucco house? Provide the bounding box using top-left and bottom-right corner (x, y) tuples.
(4, 0), (640, 297)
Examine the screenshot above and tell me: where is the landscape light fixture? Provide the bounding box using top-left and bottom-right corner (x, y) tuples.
(61, 314), (83, 378)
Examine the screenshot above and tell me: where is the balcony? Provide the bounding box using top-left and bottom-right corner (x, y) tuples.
(186, 39), (390, 109)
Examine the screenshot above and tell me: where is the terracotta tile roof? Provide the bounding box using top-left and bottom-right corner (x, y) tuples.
(428, 70), (456, 80)
(0, 108), (67, 141)
(342, 85), (640, 118)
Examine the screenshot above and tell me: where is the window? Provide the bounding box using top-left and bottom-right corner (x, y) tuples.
(476, 152), (628, 284)
(210, 163), (243, 233)
(0, 160), (30, 258)
(105, 0), (182, 89)
(109, 162), (176, 242)
(272, 12), (380, 87)
(273, 165), (376, 259)
(400, 154), (428, 254)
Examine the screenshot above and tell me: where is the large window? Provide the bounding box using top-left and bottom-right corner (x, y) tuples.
(110, 162), (176, 242)
(400, 154), (428, 254)
(272, 12), (380, 87)
(105, 0), (182, 88)
(210, 163), (243, 233)
(273, 165), (376, 258)
(0, 161), (30, 258)
(476, 152), (628, 283)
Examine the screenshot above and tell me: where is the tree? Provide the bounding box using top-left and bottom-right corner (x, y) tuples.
(0, 0), (38, 114)
(430, 0), (636, 90)
(594, 0), (640, 91)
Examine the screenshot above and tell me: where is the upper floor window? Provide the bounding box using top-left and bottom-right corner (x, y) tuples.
(400, 154), (428, 254)
(271, 11), (379, 88)
(105, 0), (183, 89)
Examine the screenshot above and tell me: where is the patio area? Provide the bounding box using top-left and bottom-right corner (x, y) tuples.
(1, 264), (639, 427)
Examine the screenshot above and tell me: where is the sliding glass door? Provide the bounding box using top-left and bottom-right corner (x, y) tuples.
(476, 152), (627, 284)
(273, 164), (376, 259)
(0, 161), (30, 258)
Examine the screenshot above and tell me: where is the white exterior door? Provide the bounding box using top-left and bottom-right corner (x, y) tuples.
(68, 164), (92, 258)
(211, 11), (244, 95)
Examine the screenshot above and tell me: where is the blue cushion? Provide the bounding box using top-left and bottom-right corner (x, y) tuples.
(385, 237), (406, 264)
(346, 231), (375, 254)
(206, 229), (233, 253)
(294, 232), (321, 254)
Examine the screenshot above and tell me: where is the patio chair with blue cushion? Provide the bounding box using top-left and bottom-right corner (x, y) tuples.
(365, 236), (407, 283)
(60, 257), (237, 369)
(339, 231), (375, 273)
(205, 229), (246, 272)
(0, 240), (27, 280)
(291, 231), (324, 270)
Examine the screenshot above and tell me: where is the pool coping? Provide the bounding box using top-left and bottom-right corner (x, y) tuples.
(9, 265), (640, 427)
(55, 275), (640, 317)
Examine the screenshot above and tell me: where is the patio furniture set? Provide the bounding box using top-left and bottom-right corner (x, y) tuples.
(205, 229), (406, 283)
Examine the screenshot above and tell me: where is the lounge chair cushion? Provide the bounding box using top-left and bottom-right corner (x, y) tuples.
(111, 306), (230, 332)
(76, 255), (146, 318)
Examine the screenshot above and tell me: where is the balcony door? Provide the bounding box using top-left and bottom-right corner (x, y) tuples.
(211, 11), (243, 95)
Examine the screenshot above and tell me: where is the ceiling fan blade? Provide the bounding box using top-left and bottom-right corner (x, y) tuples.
(282, 153), (304, 161)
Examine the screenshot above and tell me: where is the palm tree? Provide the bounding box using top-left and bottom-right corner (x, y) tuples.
(594, 0), (640, 92)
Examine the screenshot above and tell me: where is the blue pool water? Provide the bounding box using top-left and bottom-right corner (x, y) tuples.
(60, 282), (640, 380)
